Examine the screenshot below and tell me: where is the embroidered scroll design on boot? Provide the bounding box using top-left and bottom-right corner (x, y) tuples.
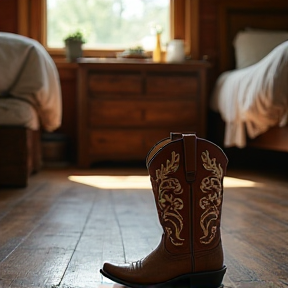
(153, 151), (184, 246)
(199, 150), (223, 244)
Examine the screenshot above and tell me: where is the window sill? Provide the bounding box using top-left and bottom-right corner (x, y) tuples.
(48, 47), (123, 59)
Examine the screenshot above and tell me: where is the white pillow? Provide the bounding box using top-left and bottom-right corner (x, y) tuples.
(233, 29), (288, 69)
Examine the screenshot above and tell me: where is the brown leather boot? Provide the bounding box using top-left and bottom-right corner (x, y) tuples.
(100, 133), (228, 288)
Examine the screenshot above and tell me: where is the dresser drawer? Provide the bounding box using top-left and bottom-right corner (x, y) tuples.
(89, 99), (197, 128)
(88, 72), (142, 94)
(89, 129), (174, 160)
(146, 73), (198, 96)
(89, 129), (145, 159)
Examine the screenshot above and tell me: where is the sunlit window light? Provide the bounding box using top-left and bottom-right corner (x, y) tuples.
(46, 0), (170, 50)
(68, 175), (261, 189)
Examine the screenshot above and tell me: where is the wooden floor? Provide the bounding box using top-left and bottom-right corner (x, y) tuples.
(0, 158), (288, 288)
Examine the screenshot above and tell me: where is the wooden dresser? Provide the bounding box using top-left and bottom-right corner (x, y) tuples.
(77, 59), (210, 168)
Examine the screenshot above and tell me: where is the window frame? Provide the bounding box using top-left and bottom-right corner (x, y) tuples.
(17, 0), (199, 60)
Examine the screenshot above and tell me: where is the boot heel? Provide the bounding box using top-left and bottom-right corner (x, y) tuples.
(188, 266), (227, 288)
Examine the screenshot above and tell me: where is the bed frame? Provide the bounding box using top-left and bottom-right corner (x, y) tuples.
(0, 127), (42, 187)
(213, 0), (288, 152)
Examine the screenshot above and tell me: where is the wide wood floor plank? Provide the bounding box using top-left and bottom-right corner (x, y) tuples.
(0, 182), (45, 219)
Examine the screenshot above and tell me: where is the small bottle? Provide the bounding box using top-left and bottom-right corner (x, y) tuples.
(153, 33), (162, 62)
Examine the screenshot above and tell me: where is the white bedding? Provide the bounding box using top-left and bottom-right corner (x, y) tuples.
(0, 98), (39, 130)
(0, 33), (62, 131)
(210, 41), (288, 148)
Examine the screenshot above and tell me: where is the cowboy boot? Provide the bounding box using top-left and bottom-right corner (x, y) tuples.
(100, 133), (228, 288)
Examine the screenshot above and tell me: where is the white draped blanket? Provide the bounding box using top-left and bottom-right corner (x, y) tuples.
(0, 32), (62, 131)
(210, 41), (288, 148)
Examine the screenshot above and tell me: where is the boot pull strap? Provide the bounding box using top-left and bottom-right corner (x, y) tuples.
(170, 132), (182, 140)
(182, 133), (197, 182)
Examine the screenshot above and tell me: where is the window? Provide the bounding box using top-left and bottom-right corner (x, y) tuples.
(47, 0), (170, 51)
(18, 0), (199, 59)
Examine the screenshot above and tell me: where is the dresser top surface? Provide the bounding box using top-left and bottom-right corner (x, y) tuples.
(77, 57), (210, 68)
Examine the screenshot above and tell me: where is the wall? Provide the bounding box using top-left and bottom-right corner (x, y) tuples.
(0, 0), (18, 33)
(199, 1), (218, 73)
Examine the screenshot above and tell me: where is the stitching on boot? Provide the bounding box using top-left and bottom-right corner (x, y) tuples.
(199, 150), (223, 245)
(153, 151), (185, 246)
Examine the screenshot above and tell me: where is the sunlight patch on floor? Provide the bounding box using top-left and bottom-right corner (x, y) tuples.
(69, 175), (151, 189)
(224, 177), (260, 188)
(68, 175), (259, 189)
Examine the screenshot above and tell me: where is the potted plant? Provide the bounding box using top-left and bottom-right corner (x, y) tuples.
(64, 31), (85, 62)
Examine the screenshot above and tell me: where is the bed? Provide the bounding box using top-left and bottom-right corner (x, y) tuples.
(210, 1), (288, 152)
(0, 32), (62, 187)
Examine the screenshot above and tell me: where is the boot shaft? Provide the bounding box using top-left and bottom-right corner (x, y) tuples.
(146, 133), (228, 266)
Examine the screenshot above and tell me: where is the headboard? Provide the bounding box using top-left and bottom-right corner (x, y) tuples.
(218, 0), (288, 74)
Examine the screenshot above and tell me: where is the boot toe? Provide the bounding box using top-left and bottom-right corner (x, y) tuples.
(103, 262), (130, 273)
(102, 262), (131, 281)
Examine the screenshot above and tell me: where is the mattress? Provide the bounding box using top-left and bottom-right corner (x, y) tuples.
(0, 98), (39, 130)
